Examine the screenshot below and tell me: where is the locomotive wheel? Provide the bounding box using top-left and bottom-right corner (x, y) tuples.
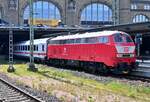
(102, 64), (109, 74)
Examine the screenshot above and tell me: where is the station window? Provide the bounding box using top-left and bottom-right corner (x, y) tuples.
(131, 4), (137, 10)
(144, 4), (150, 10)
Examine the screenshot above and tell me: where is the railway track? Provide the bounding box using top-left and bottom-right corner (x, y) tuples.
(0, 78), (44, 102)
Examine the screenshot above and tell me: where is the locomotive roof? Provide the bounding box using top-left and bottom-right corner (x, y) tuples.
(51, 31), (125, 40)
(14, 38), (49, 45)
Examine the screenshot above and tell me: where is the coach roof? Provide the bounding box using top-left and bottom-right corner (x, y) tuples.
(51, 31), (125, 40)
(14, 38), (49, 45)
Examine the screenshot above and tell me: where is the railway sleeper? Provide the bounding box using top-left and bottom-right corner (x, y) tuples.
(5, 97), (29, 102)
(6, 94), (24, 98)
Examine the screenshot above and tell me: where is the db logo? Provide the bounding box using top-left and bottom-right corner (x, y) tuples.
(124, 47), (129, 52)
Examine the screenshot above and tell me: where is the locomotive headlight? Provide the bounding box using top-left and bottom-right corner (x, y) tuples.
(117, 54), (122, 57)
(130, 54), (135, 57)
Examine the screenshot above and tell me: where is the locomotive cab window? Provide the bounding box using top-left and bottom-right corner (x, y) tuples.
(124, 34), (133, 42)
(114, 33), (123, 43)
(114, 33), (133, 43)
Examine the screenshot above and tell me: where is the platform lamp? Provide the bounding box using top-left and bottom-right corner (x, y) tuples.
(28, 0), (38, 72)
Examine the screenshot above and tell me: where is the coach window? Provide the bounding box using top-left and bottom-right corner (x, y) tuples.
(28, 45), (29, 51)
(42, 45), (44, 51)
(36, 46), (38, 51)
(34, 45), (36, 51)
(25, 46), (27, 51)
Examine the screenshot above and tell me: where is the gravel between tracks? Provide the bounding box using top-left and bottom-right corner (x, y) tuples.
(0, 72), (61, 102)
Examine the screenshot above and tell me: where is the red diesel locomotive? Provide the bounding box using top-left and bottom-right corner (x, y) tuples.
(14, 31), (136, 74)
(47, 31), (136, 74)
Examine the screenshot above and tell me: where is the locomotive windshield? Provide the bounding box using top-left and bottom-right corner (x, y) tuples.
(114, 33), (133, 43)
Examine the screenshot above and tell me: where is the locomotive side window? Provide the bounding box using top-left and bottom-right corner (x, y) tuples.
(81, 38), (86, 43)
(66, 39), (75, 44)
(75, 39), (81, 43)
(61, 40), (67, 44)
(99, 36), (109, 43)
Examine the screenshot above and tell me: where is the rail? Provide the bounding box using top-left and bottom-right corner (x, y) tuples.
(0, 78), (44, 102)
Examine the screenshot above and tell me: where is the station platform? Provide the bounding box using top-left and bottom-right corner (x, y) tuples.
(131, 59), (150, 78)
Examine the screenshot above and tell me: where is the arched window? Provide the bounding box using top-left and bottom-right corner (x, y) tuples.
(81, 3), (112, 25)
(0, 8), (2, 19)
(133, 14), (149, 23)
(23, 1), (61, 25)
